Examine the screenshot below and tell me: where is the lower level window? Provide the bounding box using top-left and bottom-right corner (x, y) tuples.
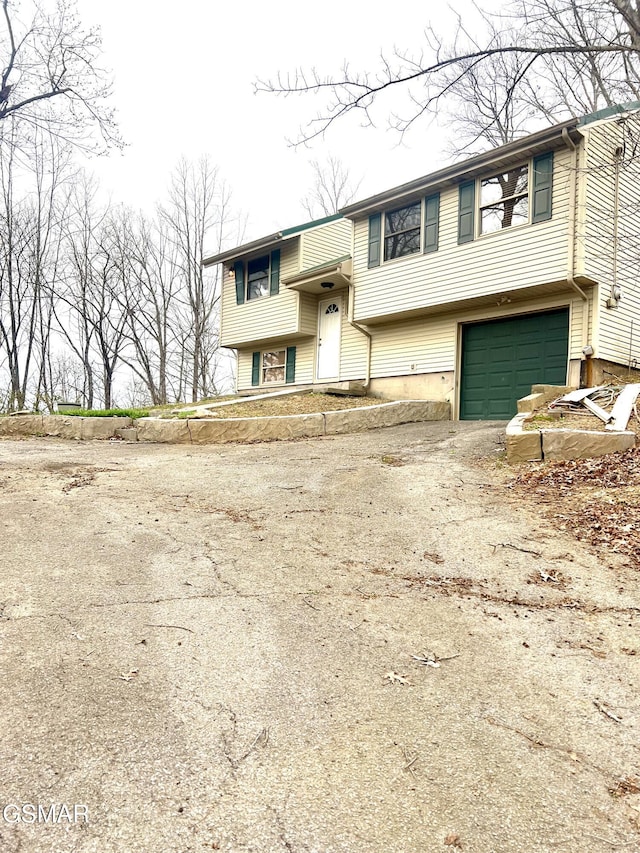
(262, 350), (285, 383)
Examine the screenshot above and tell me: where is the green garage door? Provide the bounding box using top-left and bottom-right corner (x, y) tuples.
(460, 308), (569, 420)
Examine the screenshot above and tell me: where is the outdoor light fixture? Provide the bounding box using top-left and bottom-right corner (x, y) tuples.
(321, 281), (334, 289)
(606, 285), (622, 308)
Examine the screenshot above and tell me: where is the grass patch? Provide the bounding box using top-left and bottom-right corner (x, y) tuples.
(54, 407), (150, 419)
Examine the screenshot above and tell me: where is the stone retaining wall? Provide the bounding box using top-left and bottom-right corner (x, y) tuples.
(0, 414), (132, 441)
(0, 401), (451, 445)
(506, 410), (636, 463)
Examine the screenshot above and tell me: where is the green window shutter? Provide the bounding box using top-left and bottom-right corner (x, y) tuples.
(368, 213), (381, 268)
(251, 352), (260, 386)
(234, 261), (245, 305)
(532, 152), (553, 223)
(458, 181), (475, 244)
(270, 249), (280, 295)
(285, 346), (296, 384)
(423, 192), (440, 253)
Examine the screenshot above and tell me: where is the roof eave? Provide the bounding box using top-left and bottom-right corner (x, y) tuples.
(202, 231), (284, 267)
(340, 119), (582, 219)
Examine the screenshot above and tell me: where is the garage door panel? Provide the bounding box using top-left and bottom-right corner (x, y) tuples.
(460, 309), (569, 420)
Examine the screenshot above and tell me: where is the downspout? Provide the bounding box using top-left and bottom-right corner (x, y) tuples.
(347, 282), (372, 391)
(562, 127), (591, 384)
(562, 128), (588, 304)
(606, 145), (622, 309)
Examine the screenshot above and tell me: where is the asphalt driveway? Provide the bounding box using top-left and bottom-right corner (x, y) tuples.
(0, 422), (638, 852)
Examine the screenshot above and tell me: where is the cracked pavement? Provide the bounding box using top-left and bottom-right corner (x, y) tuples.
(0, 422), (639, 852)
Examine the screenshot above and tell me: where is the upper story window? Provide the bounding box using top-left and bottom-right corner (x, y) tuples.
(233, 249), (281, 305)
(367, 193), (440, 268)
(384, 202), (421, 261)
(247, 256), (270, 300)
(458, 151), (554, 244)
(479, 165), (529, 234)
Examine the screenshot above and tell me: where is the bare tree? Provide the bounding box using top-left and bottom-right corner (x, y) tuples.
(301, 156), (361, 219)
(257, 0), (640, 147)
(0, 119), (68, 410)
(0, 0), (120, 152)
(57, 174), (127, 409)
(160, 158), (232, 403)
(111, 209), (182, 406)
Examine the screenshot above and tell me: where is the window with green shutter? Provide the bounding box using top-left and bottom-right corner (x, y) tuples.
(532, 152), (554, 223)
(368, 213), (381, 268)
(269, 249), (280, 295)
(234, 261), (245, 305)
(458, 181), (476, 244)
(251, 352), (260, 386)
(285, 346), (296, 384)
(423, 192), (440, 253)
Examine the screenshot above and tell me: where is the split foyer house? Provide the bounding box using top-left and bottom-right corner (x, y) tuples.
(203, 104), (640, 419)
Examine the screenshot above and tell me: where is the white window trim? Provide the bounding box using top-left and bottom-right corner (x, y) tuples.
(477, 161), (531, 238)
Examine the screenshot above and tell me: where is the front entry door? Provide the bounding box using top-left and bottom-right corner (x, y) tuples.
(317, 297), (341, 380)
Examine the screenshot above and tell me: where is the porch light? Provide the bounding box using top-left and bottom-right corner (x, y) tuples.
(321, 281), (334, 289)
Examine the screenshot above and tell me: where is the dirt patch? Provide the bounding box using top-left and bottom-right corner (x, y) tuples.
(510, 446), (640, 569)
(526, 410), (640, 437)
(185, 393), (386, 419)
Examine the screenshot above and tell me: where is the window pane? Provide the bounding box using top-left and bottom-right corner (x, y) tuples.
(262, 351), (285, 368)
(502, 196), (529, 228)
(247, 255), (269, 300)
(480, 166), (528, 206)
(263, 366), (285, 383)
(385, 202), (421, 235)
(384, 229), (421, 260)
(481, 196), (529, 233)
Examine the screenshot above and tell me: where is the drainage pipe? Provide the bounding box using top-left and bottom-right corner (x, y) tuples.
(562, 127), (591, 386)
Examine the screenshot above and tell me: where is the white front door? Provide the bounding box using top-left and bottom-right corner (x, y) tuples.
(317, 297), (341, 380)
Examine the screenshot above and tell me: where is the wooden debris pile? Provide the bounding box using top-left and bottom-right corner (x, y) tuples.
(548, 384), (640, 431)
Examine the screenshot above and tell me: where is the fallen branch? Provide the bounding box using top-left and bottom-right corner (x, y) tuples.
(593, 699), (622, 723)
(143, 623), (195, 633)
(489, 542), (542, 557)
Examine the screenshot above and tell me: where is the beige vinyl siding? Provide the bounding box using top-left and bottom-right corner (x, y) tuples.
(369, 293), (588, 379)
(339, 316), (369, 379)
(221, 240), (300, 348)
(299, 292), (318, 336)
(351, 148), (573, 323)
(236, 340), (315, 391)
(300, 219), (352, 269)
(582, 115), (640, 366)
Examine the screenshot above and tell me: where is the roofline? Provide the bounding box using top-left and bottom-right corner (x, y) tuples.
(202, 230), (283, 267)
(339, 118), (581, 218)
(202, 213), (345, 267)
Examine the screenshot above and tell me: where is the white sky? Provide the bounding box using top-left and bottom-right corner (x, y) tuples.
(74, 0), (469, 251)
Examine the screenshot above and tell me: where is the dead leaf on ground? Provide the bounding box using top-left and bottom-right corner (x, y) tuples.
(384, 671), (411, 686)
(118, 668), (139, 682)
(444, 832), (462, 847)
(610, 776), (640, 797)
(381, 455), (405, 466)
(423, 551), (445, 564)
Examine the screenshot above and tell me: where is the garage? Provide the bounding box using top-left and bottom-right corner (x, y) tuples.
(459, 308), (569, 420)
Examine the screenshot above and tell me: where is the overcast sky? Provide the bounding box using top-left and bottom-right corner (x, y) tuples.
(74, 0), (467, 251)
